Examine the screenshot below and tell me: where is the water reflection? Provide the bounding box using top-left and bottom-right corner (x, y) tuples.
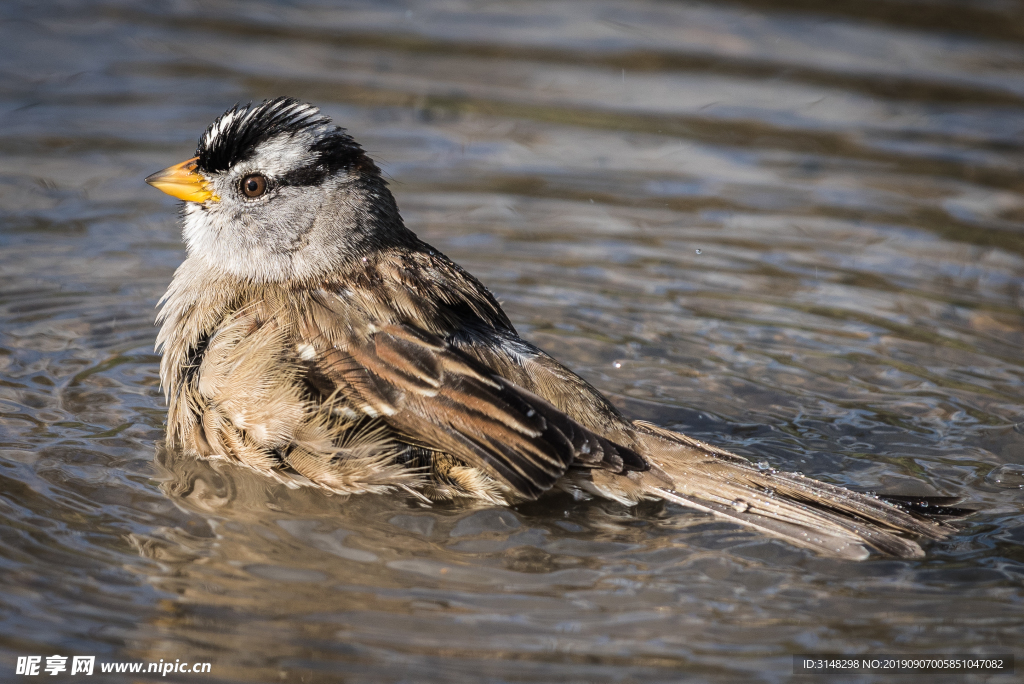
(1, 0), (1023, 680)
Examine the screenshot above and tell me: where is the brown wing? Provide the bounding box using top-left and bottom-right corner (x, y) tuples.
(297, 291), (646, 499)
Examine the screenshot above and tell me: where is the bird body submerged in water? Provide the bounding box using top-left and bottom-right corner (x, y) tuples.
(148, 97), (964, 560)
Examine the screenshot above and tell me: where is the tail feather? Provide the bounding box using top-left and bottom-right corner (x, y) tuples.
(631, 420), (958, 559)
(651, 487), (879, 560)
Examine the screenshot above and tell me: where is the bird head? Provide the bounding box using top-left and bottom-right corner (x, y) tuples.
(146, 97), (401, 283)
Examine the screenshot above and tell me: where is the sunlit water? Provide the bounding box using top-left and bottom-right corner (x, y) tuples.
(1, 1), (1023, 681)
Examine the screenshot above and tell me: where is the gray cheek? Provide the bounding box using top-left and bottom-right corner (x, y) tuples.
(237, 206), (264, 236)
(270, 191), (323, 235)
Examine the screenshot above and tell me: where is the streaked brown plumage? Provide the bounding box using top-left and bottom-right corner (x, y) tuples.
(149, 98), (967, 560)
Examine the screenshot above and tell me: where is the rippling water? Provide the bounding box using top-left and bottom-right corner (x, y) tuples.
(2, 1), (1023, 681)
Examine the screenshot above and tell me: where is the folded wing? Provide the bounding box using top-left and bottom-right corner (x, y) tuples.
(299, 291), (647, 499)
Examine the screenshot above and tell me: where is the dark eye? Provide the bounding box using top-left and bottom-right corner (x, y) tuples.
(240, 174), (268, 198)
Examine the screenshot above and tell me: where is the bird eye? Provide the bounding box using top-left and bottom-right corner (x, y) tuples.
(240, 174), (268, 198)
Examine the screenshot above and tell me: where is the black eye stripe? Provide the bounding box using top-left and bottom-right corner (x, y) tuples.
(276, 150), (373, 189)
(277, 164), (330, 187)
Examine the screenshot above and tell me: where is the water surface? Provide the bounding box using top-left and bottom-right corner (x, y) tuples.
(1, 1), (1023, 681)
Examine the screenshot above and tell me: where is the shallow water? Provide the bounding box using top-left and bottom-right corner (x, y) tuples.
(1, 0), (1023, 681)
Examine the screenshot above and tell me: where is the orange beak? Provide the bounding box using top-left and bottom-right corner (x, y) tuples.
(145, 157), (219, 203)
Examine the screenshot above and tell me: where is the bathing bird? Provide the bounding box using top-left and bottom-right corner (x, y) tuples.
(148, 97), (966, 559)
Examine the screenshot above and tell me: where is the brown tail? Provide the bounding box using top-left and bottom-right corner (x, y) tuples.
(630, 421), (963, 560)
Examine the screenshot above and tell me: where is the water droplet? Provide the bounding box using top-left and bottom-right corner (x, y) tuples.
(695, 249), (702, 255)
(613, 362), (621, 368)
(756, 460), (771, 471)
(731, 500), (749, 513)
(986, 464), (1024, 489)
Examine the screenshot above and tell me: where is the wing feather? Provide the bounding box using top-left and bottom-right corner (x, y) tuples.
(305, 309), (646, 498)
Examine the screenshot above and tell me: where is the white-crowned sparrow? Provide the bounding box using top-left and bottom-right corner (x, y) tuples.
(147, 97), (965, 559)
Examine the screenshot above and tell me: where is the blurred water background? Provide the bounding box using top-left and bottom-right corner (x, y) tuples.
(1, 0), (1023, 681)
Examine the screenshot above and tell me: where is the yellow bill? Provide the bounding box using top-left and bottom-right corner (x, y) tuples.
(145, 157), (219, 203)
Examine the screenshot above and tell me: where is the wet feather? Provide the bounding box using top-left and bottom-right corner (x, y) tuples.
(153, 97), (968, 559)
